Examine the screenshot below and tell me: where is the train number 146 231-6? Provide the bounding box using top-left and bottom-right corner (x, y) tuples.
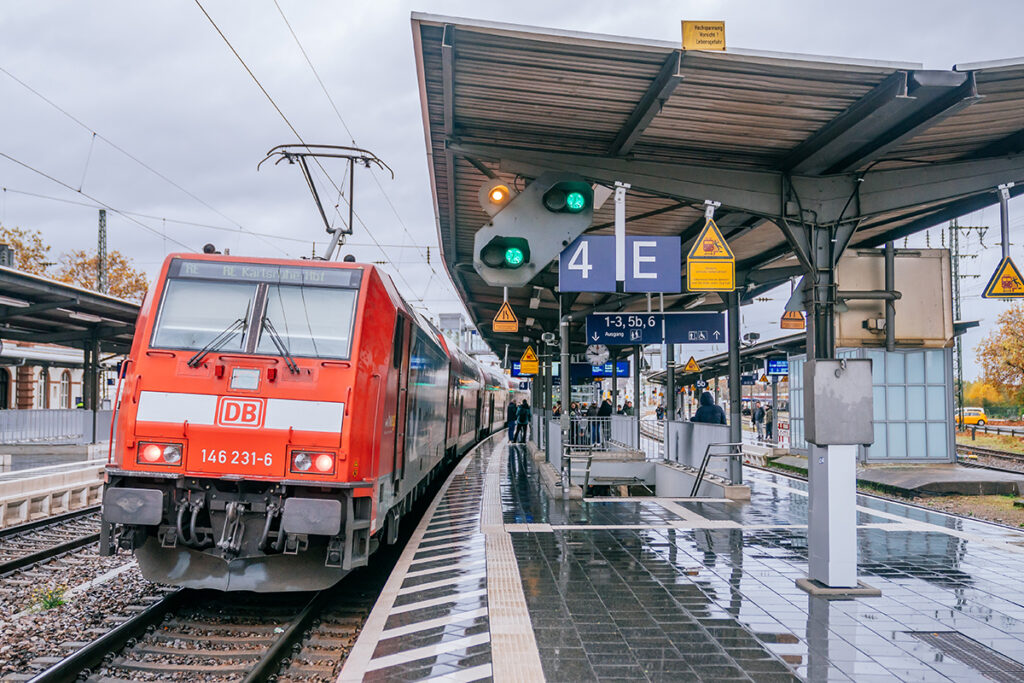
(200, 448), (272, 467)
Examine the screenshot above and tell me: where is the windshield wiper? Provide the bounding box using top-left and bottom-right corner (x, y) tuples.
(187, 318), (246, 368)
(262, 317), (300, 373)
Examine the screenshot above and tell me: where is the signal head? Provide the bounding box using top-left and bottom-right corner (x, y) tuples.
(542, 181), (592, 214)
(478, 179), (517, 217)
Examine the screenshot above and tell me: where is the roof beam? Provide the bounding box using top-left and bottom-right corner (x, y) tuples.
(609, 51), (682, 156)
(961, 128), (1024, 160)
(0, 297), (78, 323)
(441, 24), (459, 265)
(785, 70), (981, 175)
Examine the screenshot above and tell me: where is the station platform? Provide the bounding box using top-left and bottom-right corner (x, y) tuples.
(341, 435), (1024, 682)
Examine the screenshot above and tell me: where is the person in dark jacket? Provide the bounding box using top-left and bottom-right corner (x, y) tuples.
(506, 400), (519, 441)
(515, 400), (531, 443)
(597, 398), (613, 443)
(692, 391), (727, 425)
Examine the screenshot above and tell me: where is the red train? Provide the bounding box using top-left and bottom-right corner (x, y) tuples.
(101, 254), (519, 591)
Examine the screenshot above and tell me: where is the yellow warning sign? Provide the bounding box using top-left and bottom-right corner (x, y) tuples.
(519, 345), (539, 375)
(780, 310), (806, 330)
(983, 257), (1024, 299)
(687, 219), (734, 261)
(681, 21), (725, 51)
(686, 218), (735, 292)
(687, 261), (735, 292)
(759, 374), (769, 384)
(492, 301), (519, 333)
(683, 356), (701, 373)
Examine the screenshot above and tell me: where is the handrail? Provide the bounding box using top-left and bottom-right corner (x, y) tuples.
(690, 442), (744, 497)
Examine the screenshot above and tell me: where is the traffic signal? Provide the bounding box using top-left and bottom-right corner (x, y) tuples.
(473, 172), (594, 287)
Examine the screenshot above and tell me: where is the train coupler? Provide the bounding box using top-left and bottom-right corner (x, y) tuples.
(283, 533), (309, 555)
(325, 536), (343, 568)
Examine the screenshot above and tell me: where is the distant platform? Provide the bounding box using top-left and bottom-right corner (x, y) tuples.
(342, 437), (1024, 682)
(775, 454), (1024, 496)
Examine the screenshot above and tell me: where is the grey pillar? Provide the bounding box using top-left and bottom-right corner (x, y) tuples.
(665, 343), (675, 421)
(727, 292), (742, 484)
(559, 301), (570, 478)
(610, 348), (618, 409)
(771, 375), (779, 446)
(634, 345), (641, 445)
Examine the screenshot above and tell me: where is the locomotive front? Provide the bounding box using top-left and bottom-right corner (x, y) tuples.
(102, 255), (385, 591)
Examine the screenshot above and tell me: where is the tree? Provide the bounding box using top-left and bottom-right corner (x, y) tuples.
(54, 249), (149, 302)
(965, 381), (1002, 406)
(976, 303), (1024, 404)
(0, 225), (54, 276)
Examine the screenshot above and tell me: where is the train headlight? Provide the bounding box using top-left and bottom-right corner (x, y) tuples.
(137, 442), (184, 466)
(290, 450), (336, 475)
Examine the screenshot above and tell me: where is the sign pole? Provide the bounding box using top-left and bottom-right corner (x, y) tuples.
(999, 183), (1014, 261)
(614, 182), (630, 282)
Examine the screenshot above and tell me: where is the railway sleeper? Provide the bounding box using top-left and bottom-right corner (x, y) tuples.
(106, 657), (255, 674)
(127, 643), (264, 660)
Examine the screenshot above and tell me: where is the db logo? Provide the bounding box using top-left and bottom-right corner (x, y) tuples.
(216, 397), (266, 428)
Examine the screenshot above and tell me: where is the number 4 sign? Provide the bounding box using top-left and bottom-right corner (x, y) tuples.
(559, 235), (682, 293)
(559, 236), (616, 292)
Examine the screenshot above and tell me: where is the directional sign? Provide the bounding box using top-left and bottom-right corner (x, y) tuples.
(493, 301), (519, 333)
(780, 310), (806, 330)
(741, 374), (756, 386)
(766, 357), (789, 376)
(695, 379), (707, 388)
(624, 237), (681, 293)
(558, 236), (616, 292)
(683, 356), (701, 373)
(686, 218), (735, 292)
(983, 257), (1024, 299)
(586, 312), (725, 345)
(520, 345), (539, 375)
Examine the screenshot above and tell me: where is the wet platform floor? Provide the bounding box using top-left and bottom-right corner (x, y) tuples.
(343, 436), (1024, 682)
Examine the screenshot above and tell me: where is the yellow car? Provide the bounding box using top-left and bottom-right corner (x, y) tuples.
(961, 407), (988, 426)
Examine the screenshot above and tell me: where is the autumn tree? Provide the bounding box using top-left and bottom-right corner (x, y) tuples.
(54, 249), (149, 302)
(0, 225), (55, 276)
(976, 303), (1024, 404)
(965, 381), (1002, 406)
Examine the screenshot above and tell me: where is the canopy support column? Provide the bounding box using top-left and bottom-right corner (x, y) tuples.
(726, 292), (742, 484)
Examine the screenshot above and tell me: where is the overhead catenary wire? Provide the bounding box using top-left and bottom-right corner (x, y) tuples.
(0, 64), (288, 257)
(270, 0), (458, 300)
(0, 151), (195, 252)
(193, 0), (428, 297)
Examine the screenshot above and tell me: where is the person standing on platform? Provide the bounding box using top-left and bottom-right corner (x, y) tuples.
(598, 398), (613, 443)
(765, 403), (774, 442)
(753, 401), (765, 441)
(515, 400), (531, 443)
(553, 402), (562, 417)
(506, 399), (519, 442)
(624, 400), (634, 416)
(692, 391), (727, 425)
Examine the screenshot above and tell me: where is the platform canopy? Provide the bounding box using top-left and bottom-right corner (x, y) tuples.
(412, 14), (1024, 359)
(0, 266), (140, 354)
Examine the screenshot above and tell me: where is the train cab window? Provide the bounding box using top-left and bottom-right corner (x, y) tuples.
(256, 285), (358, 359)
(392, 316), (405, 368)
(152, 279), (256, 351)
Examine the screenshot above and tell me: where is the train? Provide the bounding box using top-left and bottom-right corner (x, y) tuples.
(100, 253), (521, 592)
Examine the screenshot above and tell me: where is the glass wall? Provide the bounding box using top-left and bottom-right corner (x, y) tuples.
(788, 347), (953, 462)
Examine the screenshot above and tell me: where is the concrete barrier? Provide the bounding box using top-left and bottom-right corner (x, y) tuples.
(0, 461), (104, 529)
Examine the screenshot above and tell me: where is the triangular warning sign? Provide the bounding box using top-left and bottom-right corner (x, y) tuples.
(521, 345), (538, 363)
(687, 218), (735, 260)
(683, 356), (701, 373)
(780, 310), (805, 330)
(492, 301), (519, 332)
(759, 374), (769, 383)
(983, 257), (1024, 299)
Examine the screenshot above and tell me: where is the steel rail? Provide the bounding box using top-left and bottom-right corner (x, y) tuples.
(0, 532), (101, 576)
(29, 588), (187, 683)
(0, 506), (100, 539)
(242, 589), (331, 683)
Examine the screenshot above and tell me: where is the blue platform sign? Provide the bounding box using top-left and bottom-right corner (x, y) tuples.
(589, 360), (630, 378)
(624, 237), (681, 293)
(741, 374), (756, 386)
(766, 356), (789, 376)
(586, 312), (725, 345)
(558, 236), (616, 292)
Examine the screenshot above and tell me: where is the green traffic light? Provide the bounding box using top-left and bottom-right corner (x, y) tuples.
(565, 191), (586, 212)
(504, 246), (525, 267)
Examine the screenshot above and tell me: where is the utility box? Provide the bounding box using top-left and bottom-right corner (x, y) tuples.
(804, 359), (874, 446)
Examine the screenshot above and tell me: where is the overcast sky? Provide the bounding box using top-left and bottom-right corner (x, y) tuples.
(2, 1), (1023, 379)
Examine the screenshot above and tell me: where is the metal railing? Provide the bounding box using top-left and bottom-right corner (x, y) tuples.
(1, 409), (101, 444)
(690, 442), (744, 496)
(957, 422), (1024, 439)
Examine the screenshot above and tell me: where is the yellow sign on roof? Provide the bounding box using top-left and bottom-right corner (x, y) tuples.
(759, 374), (769, 383)
(983, 257), (1024, 299)
(519, 345), (538, 375)
(681, 21), (725, 51)
(683, 356), (701, 373)
(780, 310), (806, 329)
(492, 300), (519, 332)
(521, 345), (538, 363)
(687, 219), (734, 260)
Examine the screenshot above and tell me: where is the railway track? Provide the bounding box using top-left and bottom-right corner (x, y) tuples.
(27, 561), (387, 683)
(956, 443), (1024, 474)
(0, 507), (101, 577)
